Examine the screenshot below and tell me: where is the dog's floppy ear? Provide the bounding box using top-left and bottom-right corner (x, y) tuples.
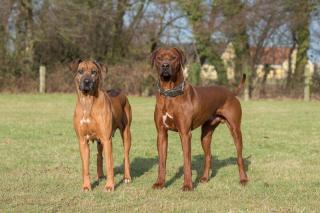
(150, 47), (162, 68)
(173, 47), (187, 69)
(93, 60), (108, 78)
(69, 59), (82, 73)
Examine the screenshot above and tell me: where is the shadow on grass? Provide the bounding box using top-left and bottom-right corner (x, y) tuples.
(116, 157), (158, 178)
(165, 155), (251, 188)
(92, 157), (157, 189)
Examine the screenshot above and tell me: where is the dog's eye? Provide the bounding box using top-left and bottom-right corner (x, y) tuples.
(157, 56), (163, 61)
(171, 56), (177, 60)
(91, 70), (97, 76)
(77, 69), (84, 74)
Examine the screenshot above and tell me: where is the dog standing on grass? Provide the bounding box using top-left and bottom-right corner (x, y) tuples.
(69, 59), (132, 192)
(151, 47), (248, 191)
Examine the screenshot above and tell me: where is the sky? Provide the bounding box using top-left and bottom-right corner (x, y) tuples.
(139, 2), (320, 64)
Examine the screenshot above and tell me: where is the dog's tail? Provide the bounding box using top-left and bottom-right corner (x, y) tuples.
(234, 74), (246, 95)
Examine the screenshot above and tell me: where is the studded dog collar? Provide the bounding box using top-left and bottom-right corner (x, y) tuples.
(157, 81), (185, 97)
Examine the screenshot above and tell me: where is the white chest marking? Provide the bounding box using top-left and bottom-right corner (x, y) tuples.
(80, 117), (90, 125)
(162, 112), (173, 128)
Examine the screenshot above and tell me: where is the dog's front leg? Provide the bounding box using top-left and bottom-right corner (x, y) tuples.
(96, 141), (104, 180)
(79, 137), (91, 191)
(179, 130), (193, 191)
(153, 128), (168, 189)
(102, 137), (114, 192)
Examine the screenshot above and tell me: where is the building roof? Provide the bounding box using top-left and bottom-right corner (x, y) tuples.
(250, 47), (292, 65)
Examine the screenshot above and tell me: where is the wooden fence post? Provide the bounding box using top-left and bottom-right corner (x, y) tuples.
(39, 65), (46, 93)
(304, 61), (313, 102)
(244, 63), (250, 101)
(244, 84), (249, 101)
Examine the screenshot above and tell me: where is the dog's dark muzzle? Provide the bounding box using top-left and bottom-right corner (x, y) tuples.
(160, 63), (172, 79)
(79, 78), (94, 92)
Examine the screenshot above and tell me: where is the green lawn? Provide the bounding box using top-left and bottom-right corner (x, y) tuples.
(0, 94), (320, 212)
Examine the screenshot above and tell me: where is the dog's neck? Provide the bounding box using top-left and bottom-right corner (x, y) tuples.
(159, 70), (184, 90)
(77, 89), (101, 119)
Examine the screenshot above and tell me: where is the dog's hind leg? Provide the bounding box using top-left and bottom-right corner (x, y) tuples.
(96, 141), (105, 180)
(200, 119), (220, 183)
(228, 123), (248, 185)
(121, 101), (132, 183)
(221, 102), (248, 185)
(120, 126), (132, 183)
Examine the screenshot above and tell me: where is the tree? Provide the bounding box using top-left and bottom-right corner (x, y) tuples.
(218, 0), (252, 97)
(177, 0), (228, 85)
(285, 1), (313, 89)
(15, 0), (34, 75)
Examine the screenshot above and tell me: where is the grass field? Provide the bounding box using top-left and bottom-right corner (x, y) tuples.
(0, 94), (320, 212)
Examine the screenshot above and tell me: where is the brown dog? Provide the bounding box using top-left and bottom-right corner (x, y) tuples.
(69, 59), (132, 192)
(151, 47), (248, 191)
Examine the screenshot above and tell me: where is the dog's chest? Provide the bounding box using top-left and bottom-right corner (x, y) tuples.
(159, 99), (179, 131)
(80, 116), (91, 125)
(77, 115), (99, 140)
(162, 111), (177, 130)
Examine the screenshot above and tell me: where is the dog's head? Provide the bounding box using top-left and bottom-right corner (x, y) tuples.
(151, 47), (186, 82)
(69, 59), (107, 94)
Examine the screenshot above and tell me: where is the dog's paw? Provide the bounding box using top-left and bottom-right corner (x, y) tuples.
(200, 176), (208, 183)
(240, 178), (248, 186)
(123, 178), (131, 184)
(82, 185), (92, 192)
(104, 183), (114, 192)
(181, 184), (193, 191)
(152, 182), (165, 190)
(104, 187), (114, 192)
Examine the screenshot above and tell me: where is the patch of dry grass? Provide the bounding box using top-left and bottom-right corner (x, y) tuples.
(0, 94), (320, 212)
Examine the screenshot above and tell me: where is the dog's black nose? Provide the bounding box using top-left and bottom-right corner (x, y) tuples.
(84, 79), (90, 85)
(161, 63), (170, 69)
(79, 77), (94, 92)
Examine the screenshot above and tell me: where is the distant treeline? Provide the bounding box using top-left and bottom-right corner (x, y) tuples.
(0, 0), (319, 99)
